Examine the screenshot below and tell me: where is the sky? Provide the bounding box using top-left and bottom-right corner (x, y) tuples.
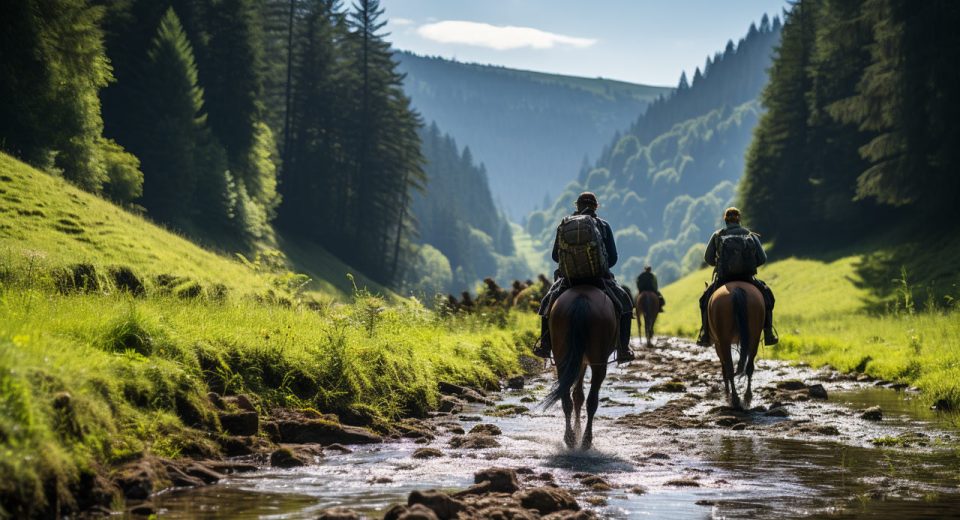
(383, 0), (789, 86)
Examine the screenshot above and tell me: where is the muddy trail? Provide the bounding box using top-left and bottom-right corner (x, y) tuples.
(155, 338), (960, 519)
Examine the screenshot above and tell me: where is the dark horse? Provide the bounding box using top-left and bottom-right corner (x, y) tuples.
(636, 291), (660, 348)
(707, 281), (764, 410)
(541, 285), (618, 450)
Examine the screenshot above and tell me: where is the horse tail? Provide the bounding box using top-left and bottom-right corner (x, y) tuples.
(541, 294), (591, 410)
(732, 287), (751, 376)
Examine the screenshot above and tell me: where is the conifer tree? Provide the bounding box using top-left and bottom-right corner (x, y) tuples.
(0, 0), (113, 191)
(127, 8), (232, 228)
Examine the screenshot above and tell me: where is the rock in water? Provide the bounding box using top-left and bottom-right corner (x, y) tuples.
(776, 380), (807, 391)
(807, 384), (828, 399)
(219, 411), (259, 436)
(277, 419), (382, 445)
(411, 448), (444, 459)
(315, 507), (362, 519)
(517, 487), (580, 514)
(270, 448), (306, 468)
(507, 376), (525, 390)
(860, 406), (883, 421)
(469, 423), (502, 436)
(408, 490), (467, 518)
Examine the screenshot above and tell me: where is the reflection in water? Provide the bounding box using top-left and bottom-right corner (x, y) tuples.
(155, 345), (960, 519)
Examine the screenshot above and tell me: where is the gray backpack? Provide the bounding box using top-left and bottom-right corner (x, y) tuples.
(716, 231), (759, 279)
(556, 215), (608, 280)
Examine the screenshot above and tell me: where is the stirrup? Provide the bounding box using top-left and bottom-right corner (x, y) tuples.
(533, 339), (552, 358)
(617, 348), (635, 363)
(764, 326), (779, 346)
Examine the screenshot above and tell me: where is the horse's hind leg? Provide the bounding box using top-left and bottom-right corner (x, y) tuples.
(743, 349), (756, 408)
(561, 391), (575, 449)
(718, 343), (741, 409)
(572, 364), (587, 442)
(581, 364), (606, 451)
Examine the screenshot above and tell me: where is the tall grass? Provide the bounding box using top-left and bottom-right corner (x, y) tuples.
(659, 256), (960, 409)
(0, 281), (536, 514)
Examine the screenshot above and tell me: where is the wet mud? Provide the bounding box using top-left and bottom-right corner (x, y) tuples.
(153, 338), (960, 519)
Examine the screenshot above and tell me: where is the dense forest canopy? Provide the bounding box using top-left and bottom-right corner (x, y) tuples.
(396, 52), (671, 218)
(740, 0), (960, 258)
(527, 16), (782, 284)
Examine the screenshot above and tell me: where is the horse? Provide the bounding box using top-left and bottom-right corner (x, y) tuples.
(636, 291), (660, 347)
(541, 285), (618, 450)
(707, 281), (765, 410)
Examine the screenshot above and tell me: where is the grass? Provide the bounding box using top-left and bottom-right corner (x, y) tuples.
(0, 152), (389, 300)
(660, 254), (960, 410)
(0, 153), (539, 515)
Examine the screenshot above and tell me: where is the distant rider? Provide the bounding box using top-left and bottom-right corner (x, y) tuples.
(533, 192), (635, 362)
(635, 266), (665, 310)
(696, 207), (778, 346)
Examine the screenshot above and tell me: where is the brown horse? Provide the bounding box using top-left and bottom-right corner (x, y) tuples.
(541, 285), (618, 450)
(707, 281), (764, 410)
(636, 291), (660, 347)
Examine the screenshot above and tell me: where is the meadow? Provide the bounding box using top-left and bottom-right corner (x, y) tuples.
(659, 255), (960, 410)
(0, 154), (537, 513)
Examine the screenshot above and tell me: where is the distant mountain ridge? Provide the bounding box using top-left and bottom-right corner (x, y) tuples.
(395, 51), (671, 218)
(526, 15), (782, 284)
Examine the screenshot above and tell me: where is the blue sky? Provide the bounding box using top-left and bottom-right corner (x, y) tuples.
(383, 0), (789, 86)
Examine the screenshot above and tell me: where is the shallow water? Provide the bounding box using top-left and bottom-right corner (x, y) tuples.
(152, 339), (960, 519)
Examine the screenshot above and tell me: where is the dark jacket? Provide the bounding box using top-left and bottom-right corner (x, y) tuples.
(704, 222), (767, 270)
(551, 210), (618, 269)
(636, 271), (658, 292)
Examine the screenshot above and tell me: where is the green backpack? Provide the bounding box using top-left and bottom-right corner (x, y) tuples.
(556, 215), (608, 280)
(716, 231), (759, 279)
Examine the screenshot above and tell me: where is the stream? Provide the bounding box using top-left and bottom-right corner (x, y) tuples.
(152, 338), (960, 519)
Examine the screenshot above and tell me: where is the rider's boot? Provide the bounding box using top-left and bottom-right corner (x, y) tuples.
(617, 314), (635, 363)
(658, 292), (666, 311)
(696, 305), (711, 346)
(533, 316), (552, 358)
(764, 308), (779, 346)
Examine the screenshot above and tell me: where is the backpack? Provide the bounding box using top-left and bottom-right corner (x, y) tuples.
(716, 231), (759, 279)
(556, 215), (608, 280)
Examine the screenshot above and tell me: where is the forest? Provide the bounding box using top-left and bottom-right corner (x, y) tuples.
(2, 1), (960, 518)
(527, 16), (782, 284)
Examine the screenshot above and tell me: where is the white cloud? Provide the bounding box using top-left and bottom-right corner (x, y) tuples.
(390, 17), (415, 26)
(416, 20), (596, 51)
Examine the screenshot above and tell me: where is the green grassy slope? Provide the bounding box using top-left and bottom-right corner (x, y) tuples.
(659, 250), (960, 409)
(0, 153), (388, 299)
(0, 153), (537, 515)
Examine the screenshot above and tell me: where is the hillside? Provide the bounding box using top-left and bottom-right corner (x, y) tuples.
(396, 51), (671, 217)
(658, 234), (960, 408)
(526, 17), (781, 284)
(0, 153), (389, 299)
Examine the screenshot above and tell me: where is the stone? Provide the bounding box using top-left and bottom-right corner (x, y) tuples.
(816, 425), (841, 436)
(474, 467), (520, 493)
(408, 489), (467, 518)
(776, 380), (807, 391)
(203, 460), (258, 474)
(765, 407), (790, 418)
(507, 376), (525, 390)
(183, 463), (223, 484)
(469, 423), (502, 436)
(807, 384), (828, 399)
(325, 443), (354, 454)
(714, 416), (740, 427)
(226, 394), (257, 412)
(860, 406), (883, 421)
(270, 447), (307, 468)
(665, 479), (700, 487)
(277, 419), (382, 445)
(128, 504), (156, 516)
(411, 448), (444, 459)
(449, 434), (500, 449)
(518, 487), (580, 514)
(458, 415), (482, 422)
(219, 411), (259, 436)
(315, 507), (362, 519)
(648, 381), (687, 393)
(438, 396), (465, 414)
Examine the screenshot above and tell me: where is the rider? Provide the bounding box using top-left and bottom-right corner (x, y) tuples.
(533, 192), (635, 363)
(635, 266), (665, 310)
(696, 207), (778, 347)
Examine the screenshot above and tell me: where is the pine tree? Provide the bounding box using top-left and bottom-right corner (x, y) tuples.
(740, 1), (815, 242)
(344, 0), (424, 283)
(128, 8), (232, 229)
(0, 0), (113, 191)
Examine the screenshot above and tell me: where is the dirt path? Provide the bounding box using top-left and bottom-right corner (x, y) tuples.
(156, 338), (960, 519)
